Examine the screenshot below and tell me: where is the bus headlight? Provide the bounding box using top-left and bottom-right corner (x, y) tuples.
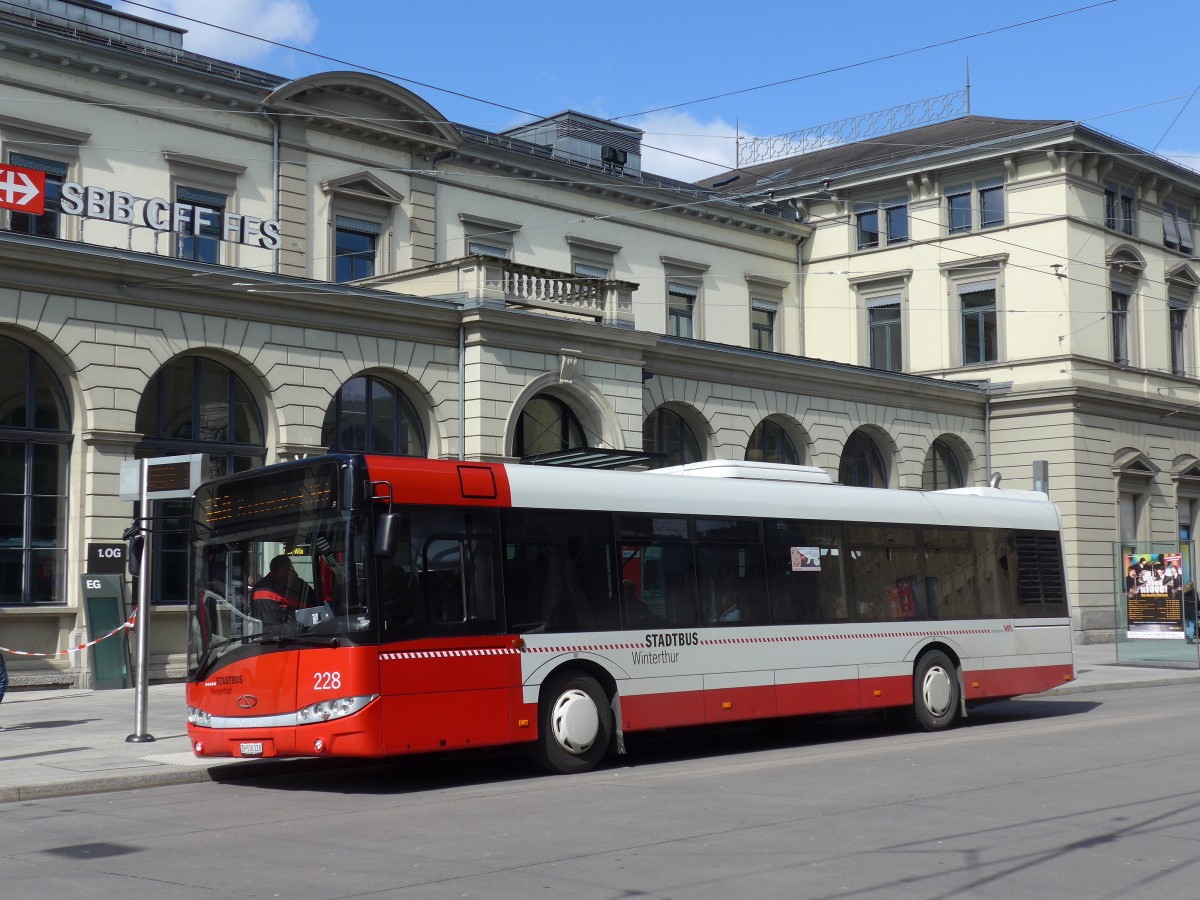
(297, 695), (377, 724)
(188, 706), (212, 727)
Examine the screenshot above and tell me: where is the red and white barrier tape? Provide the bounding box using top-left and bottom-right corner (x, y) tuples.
(0, 609), (137, 658)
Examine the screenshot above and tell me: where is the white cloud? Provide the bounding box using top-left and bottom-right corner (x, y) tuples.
(115, 1), (317, 65)
(632, 111), (744, 183)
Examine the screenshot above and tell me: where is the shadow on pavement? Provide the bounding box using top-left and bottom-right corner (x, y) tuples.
(209, 696), (1103, 798)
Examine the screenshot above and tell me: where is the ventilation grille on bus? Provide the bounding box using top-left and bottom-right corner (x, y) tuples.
(1014, 532), (1065, 604)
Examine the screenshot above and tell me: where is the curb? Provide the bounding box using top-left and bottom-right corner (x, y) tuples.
(1044, 672), (1200, 696)
(0, 755), (366, 805)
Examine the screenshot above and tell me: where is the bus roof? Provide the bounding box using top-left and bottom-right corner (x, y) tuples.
(501, 463), (1061, 532)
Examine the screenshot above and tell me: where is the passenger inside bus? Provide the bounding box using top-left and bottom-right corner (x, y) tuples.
(622, 579), (663, 628)
(713, 592), (742, 624)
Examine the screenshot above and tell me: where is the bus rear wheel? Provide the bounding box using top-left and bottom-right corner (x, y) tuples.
(536, 673), (611, 774)
(908, 650), (960, 731)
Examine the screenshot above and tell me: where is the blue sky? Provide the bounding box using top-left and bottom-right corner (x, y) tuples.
(116, 0), (1200, 181)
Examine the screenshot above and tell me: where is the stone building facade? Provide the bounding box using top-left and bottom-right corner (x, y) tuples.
(0, 0), (987, 684)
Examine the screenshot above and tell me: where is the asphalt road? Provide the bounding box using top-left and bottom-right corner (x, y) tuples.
(2, 684), (1199, 899)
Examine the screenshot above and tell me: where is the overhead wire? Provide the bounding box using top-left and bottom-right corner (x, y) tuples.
(16, 0), (1199, 330)
(109, 0), (1125, 179)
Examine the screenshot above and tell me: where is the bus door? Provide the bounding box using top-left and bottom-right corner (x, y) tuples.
(376, 506), (517, 753)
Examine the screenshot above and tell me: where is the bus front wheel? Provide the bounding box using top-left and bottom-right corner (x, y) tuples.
(908, 650), (960, 731)
(535, 672), (611, 774)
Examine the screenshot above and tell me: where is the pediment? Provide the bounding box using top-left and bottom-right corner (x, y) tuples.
(1173, 455), (1200, 481)
(1166, 264), (1200, 291)
(1113, 448), (1159, 478)
(265, 72), (462, 149)
(321, 171), (404, 204)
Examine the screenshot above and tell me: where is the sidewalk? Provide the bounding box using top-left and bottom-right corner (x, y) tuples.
(2, 644), (1198, 804)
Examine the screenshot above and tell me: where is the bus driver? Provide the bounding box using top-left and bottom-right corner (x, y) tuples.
(250, 555), (312, 629)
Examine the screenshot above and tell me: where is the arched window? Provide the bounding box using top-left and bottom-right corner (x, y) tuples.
(746, 419), (800, 465)
(0, 336), (70, 605)
(136, 356), (265, 604)
(322, 375), (426, 455)
(644, 407), (702, 467)
(924, 439), (965, 490)
(514, 394), (586, 457)
(839, 430), (887, 487)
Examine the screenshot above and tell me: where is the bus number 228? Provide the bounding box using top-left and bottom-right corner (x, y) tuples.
(314, 672), (341, 690)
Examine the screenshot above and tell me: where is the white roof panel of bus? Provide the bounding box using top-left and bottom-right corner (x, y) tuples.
(502, 465), (1061, 532)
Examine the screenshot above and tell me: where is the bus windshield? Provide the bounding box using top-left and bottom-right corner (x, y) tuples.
(188, 462), (373, 675)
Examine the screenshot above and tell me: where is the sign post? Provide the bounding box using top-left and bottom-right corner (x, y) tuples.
(119, 454), (207, 743)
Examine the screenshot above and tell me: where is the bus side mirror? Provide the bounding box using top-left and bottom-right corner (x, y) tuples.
(375, 512), (398, 557)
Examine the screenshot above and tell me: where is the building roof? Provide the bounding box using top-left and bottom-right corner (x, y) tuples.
(697, 115), (1074, 193)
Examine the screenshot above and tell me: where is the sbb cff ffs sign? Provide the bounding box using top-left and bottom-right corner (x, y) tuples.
(0, 163), (46, 215)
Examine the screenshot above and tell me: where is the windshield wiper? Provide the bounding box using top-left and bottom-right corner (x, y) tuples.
(258, 634), (341, 648)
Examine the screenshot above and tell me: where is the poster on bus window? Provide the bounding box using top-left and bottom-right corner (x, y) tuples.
(1125, 552), (1185, 638)
(791, 547), (821, 572)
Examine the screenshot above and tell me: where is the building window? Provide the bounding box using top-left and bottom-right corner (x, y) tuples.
(1170, 300), (1188, 376)
(468, 239), (509, 258)
(947, 187), (972, 234)
(886, 198), (909, 244)
(1111, 285), (1131, 365)
(855, 197), (908, 249)
(867, 296), (902, 372)
(924, 439), (965, 490)
(0, 336), (70, 606)
(751, 304), (775, 351)
(1105, 182), (1136, 235)
(514, 394), (586, 457)
(746, 419), (799, 464)
(7, 153), (68, 238)
(946, 179), (1004, 234)
(1163, 203), (1194, 253)
(668, 282), (697, 338)
(136, 356), (265, 605)
(175, 186), (225, 264)
(567, 235), (619, 285)
(334, 216), (381, 282)
(960, 281), (998, 365)
(644, 407), (702, 467)
(573, 262), (608, 280)
(322, 375), (426, 455)
(855, 204), (879, 249)
(839, 430), (887, 487)
(463, 215), (517, 259)
(979, 182), (1005, 228)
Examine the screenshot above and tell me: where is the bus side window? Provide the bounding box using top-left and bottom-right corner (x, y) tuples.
(975, 529), (1017, 618)
(618, 516), (697, 629)
(846, 525), (924, 622)
(381, 507), (501, 636)
(922, 527), (977, 620)
(766, 519), (847, 624)
(499, 509), (617, 633)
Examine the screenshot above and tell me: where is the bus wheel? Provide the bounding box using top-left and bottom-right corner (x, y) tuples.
(536, 673), (611, 774)
(909, 650), (960, 731)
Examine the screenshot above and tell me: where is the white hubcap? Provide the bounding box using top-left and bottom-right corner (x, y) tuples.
(921, 666), (953, 718)
(550, 688), (600, 755)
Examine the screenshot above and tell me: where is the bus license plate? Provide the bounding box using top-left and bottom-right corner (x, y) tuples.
(239, 742), (264, 756)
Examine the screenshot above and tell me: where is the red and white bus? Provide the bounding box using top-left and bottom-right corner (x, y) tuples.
(186, 455), (1074, 773)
